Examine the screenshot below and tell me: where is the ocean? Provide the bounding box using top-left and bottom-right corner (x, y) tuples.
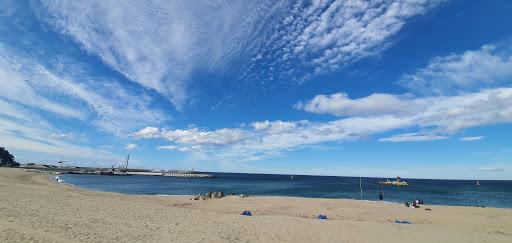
(61, 173), (512, 208)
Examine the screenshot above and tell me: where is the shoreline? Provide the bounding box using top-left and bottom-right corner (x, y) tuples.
(58, 172), (510, 209)
(1, 168), (512, 242)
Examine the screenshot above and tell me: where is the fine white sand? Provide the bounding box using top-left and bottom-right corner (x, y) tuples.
(0, 168), (511, 242)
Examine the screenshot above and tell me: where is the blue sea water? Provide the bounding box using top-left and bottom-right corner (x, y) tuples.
(61, 173), (512, 208)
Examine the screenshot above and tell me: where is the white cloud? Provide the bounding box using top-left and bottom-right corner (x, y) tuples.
(101, 145), (115, 149)
(294, 93), (418, 116)
(459, 136), (484, 141)
(0, 43), (166, 135)
(49, 132), (76, 140)
(132, 127), (162, 139)
(33, 0), (442, 107)
(125, 144), (138, 150)
(243, 0), (443, 83)
(134, 127), (246, 146)
(0, 116), (119, 165)
(250, 120), (304, 134)
(296, 88), (512, 134)
(136, 88), (512, 161)
(379, 133), (448, 142)
(157, 145), (178, 150)
(34, 0), (279, 108)
(400, 43), (512, 94)
(0, 41), (162, 165)
(157, 145), (200, 152)
(0, 54), (86, 120)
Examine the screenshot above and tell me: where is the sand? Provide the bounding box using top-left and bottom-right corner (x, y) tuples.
(0, 168), (511, 243)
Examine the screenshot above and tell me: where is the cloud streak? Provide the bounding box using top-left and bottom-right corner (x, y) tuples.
(242, 0), (443, 84)
(474, 167), (505, 172)
(459, 136), (484, 141)
(296, 88), (512, 134)
(0, 43), (166, 136)
(125, 144), (138, 150)
(34, 0), (280, 108)
(294, 92), (418, 116)
(135, 87), (512, 160)
(34, 0), (443, 108)
(379, 133), (448, 142)
(0, 39), (165, 164)
(400, 43), (512, 95)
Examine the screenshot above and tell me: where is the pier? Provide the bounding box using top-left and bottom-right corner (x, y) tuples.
(163, 172), (214, 178)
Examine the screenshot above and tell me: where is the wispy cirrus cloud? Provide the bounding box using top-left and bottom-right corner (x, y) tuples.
(379, 133), (448, 142)
(33, 0), (443, 108)
(33, 0), (280, 109)
(0, 113), (118, 164)
(0, 38), (165, 164)
(459, 136), (485, 142)
(474, 167), (505, 172)
(242, 0), (444, 84)
(0, 44), (166, 135)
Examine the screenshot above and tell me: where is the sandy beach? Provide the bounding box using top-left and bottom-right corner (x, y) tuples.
(0, 168), (511, 242)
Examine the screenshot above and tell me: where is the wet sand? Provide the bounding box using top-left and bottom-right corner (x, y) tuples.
(0, 168), (511, 242)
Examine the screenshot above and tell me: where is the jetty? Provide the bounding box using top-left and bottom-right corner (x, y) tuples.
(163, 172), (214, 178)
(21, 153), (215, 178)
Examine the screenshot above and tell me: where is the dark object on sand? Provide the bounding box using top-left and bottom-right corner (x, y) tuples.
(231, 192), (235, 195)
(405, 201), (420, 208)
(242, 210), (252, 216)
(317, 214), (328, 220)
(192, 192), (225, 200)
(425, 208), (432, 211)
(412, 202), (420, 208)
(395, 219), (412, 224)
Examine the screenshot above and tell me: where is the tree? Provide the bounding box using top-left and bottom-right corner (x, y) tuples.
(0, 147), (19, 167)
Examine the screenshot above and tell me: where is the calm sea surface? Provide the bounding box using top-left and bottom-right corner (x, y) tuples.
(61, 173), (512, 208)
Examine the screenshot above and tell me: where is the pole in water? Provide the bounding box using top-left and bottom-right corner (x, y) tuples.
(359, 177), (363, 199)
(379, 183), (384, 200)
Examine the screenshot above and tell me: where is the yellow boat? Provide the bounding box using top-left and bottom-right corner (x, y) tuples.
(379, 176), (409, 186)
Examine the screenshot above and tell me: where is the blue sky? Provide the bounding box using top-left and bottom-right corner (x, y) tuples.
(1, 0), (511, 179)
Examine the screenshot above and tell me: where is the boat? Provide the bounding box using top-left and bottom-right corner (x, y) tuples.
(476, 180), (480, 187)
(378, 176), (409, 187)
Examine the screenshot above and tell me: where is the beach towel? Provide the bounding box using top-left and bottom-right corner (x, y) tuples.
(242, 210), (252, 216)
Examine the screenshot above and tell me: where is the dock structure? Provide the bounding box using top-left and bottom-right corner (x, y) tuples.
(162, 172), (214, 178)
(22, 162), (215, 178)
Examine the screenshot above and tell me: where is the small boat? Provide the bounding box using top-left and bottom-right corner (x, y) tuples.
(476, 180), (480, 187)
(379, 176), (409, 187)
(291, 175), (294, 180)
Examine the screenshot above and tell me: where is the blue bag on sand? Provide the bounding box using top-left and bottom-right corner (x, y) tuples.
(317, 214), (328, 220)
(394, 219), (412, 224)
(242, 210), (252, 216)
